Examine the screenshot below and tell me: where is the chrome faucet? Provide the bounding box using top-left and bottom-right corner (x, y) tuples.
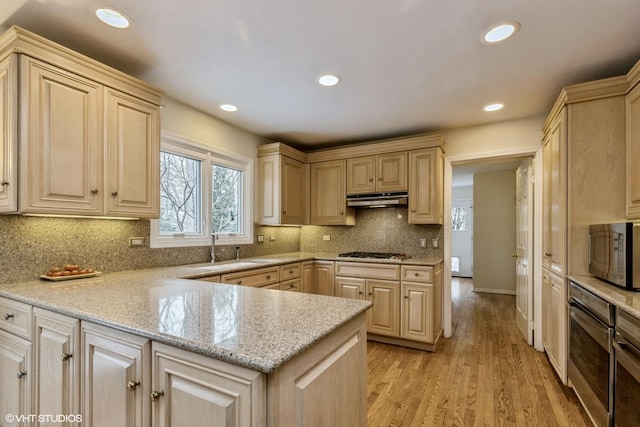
(210, 232), (218, 263)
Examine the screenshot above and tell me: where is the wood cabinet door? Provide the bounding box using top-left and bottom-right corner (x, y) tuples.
(281, 156), (306, 224)
(542, 109), (567, 275)
(301, 261), (315, 294)
(20, 55), (103, 215)
(82, 322), (150, 427)
(366, 280), (400, 337)
(335, 277), (366, 300)
(33, 308), (81, 424)
(548, 271), (566, 382)
(408, 148), (443, 224)
(401, 282), (433, 343)
(0, 330), (31, 426)
(376, 152), (407, 193)
(313, 261), (335, 296)
(0, 54), (17, 213)
(152, 342), (264, 427)
(346, 156), (375, 195)
(105, 88), (160, 218)
(310, 160), (354, 225)
(627, 83), (640, 217)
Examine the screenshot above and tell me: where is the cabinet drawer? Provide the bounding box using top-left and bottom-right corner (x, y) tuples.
(199, 275), (221, 283)
(280, 263), (301, 281)
(280, 278), (301, 292)
(335, 262), (400, 280)
(222, 267), (280, 287)
(401, 266), (434, 283)
(0, 297), (33, 340)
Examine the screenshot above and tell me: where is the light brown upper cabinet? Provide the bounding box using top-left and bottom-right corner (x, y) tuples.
(0, 26), (162, 218)
(408, 147), (443, 224)
(310, 160), (355, 225)
(346, 152), (408, 195)
(627, 81), (640, 218)
(0, 54), (17, 213)
(258, 153), (307, 225)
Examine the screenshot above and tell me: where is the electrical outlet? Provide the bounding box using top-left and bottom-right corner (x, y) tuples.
(257, 234), (264, 243)
(269, 235), (276, 242)
(420, 238), (427, 248)
(322, 235), (331, 241)
(128, 237), (145, 247)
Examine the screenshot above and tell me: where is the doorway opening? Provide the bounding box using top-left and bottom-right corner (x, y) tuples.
(444, 151), (542, 351)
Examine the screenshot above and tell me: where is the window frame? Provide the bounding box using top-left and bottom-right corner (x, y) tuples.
(150, 131), (253, 248)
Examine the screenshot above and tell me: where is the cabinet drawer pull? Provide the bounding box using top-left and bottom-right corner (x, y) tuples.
(16, 371), (26, 379)
(127, 380), (140, 392)
(3, 313), (14, 321)
(61, 352), (73, 362)
(289, 269), (294, 274)
(1, 180), (9, 186)
(414, 272), (420, 277)
(151, 390), (164, 402)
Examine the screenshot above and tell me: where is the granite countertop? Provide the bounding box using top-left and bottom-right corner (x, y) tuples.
(0, 252), (442, 373)
(567, 274), (640, 318)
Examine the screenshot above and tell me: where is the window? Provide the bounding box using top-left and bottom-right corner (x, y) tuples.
(151, 132), (253, 248)
(451, 207), (467, 231)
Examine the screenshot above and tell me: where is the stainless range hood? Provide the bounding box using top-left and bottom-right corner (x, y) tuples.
(346, 192), (408, 208)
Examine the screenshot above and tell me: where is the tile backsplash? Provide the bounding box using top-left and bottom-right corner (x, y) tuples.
(0, 208), (442, 284)
(300, 208), (443, 258)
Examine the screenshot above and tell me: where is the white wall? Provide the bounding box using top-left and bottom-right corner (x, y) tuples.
(473, 170), (517, 294)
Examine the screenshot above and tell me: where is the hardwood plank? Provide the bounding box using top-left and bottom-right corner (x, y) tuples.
(367, 278), (590, 426)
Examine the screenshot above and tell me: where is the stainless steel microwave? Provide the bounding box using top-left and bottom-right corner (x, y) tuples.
(589, 223), (640, 290)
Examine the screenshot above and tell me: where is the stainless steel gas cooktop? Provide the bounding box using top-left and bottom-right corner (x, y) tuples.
(338, 252), (409, 260)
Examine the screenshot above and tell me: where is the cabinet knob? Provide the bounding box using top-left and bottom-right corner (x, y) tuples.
(289, 269), (293, 274)
(340, 211), (344, 215)
(378, 178), (382, 182)
(111, 190), (118, 196)
(151, 390), (164, 402)
(414, 272), (419, 277)
(282, 210), (287, 215)
(3, 313), (14, 321)
(369, 178), (373, 182)
(544, 252), (552, 257)
(61, 352), (73, 362)
(91, 188), (98, 194)
(0, 180), (8, 186)
(266, 274), (271, 279)
(236, 280), (242, 285)
(358, 291), (363, 295)
(404, 295), (409, 299)
(411, 209), (416, 213)
(127, 380), (140, 392)
(16, 371), (27, 379)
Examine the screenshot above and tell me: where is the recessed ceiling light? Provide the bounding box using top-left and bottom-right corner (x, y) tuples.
(95, 7), (131, 29)
(220, 104), (238, 112)
(483, 21), (520, 43)
(483, 103), (504, 112)
(317, 74), (341, 87)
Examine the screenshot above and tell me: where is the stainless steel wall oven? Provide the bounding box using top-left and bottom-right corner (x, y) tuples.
(568, 281), (614, 426)
(613, 309), (640, 426)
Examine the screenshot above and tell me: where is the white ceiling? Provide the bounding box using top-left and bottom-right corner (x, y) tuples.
(3, 0), (640, 148)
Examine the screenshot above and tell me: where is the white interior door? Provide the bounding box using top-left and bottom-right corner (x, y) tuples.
(451, 199), (473, 277)
(515, 159), (534, 345)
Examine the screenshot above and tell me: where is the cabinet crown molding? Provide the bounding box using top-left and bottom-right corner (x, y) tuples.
(0, 25), (163, 104)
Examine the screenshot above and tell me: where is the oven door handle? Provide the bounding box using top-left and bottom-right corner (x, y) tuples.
(613, 339), (640, 382)
(569, 302), (610, 349)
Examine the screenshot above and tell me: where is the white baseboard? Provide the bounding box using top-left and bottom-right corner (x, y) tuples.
(472, 288), (516, 296)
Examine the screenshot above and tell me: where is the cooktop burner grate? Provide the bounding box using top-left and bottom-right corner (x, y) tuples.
(338, 252), (409, 260)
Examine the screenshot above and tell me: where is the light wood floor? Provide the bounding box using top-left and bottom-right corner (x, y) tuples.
(367, 278), (590, 426)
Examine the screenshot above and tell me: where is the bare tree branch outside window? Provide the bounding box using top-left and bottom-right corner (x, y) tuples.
(212, 164), (241, 234)
(159, 152), (201, 233)
(451, 207), (466, 231)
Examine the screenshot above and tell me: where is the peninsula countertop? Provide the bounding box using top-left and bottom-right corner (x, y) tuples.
(0, 253), (442, 373)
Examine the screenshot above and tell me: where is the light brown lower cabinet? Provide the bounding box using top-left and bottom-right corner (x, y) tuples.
(33, 308), (81, 427)
(82, 322), (151, 427)
(335, 261), (443, 351)
(0, 329), (31, 425)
